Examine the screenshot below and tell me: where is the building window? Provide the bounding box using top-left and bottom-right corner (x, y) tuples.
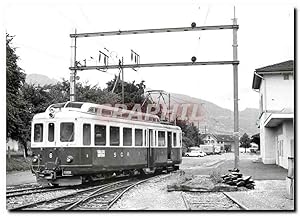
(123, 127), (132, 146)
(60, 123), (74, 142)
(279, 140), (284, 156)
(158, 131), (166, 146)
(135, 129), (143, 146)
(211, 140), (215, 143)
(34, 123), (43, 142)
(95, 125), (106, 146)
(48, 123), (54, 142)
(110, 126), (120, 146)
(83, 124), (91, 145)
(283, 74), (289, 80)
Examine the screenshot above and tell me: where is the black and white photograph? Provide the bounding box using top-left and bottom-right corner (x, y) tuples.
(3, 0), (295, 212)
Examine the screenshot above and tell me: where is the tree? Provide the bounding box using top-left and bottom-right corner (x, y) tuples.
(176, 119), (199, 153)
(6, 34), (28, 155)
(250, 133), (260, 150)
(240, 133), (251, 153)
(105, 77), (148, 111)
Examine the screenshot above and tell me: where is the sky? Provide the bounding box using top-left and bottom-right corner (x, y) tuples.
(3, 0), (295, 111)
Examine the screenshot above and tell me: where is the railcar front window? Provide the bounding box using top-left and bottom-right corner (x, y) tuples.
(60, 123), (74, 142)
(110, 126), (120, 146)
(158, 131), (166, 147)
(95, 125), (106, 146)
(48, 123), (55, 142)
(123, 127), (132, 146)
(135, 129), (143, 146)
(173, 132), (177, 147)
(83, 124), (91, 145)
(34, 124), (43, 142)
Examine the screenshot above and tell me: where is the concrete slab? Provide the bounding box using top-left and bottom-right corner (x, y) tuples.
(224, 180), (294, 210)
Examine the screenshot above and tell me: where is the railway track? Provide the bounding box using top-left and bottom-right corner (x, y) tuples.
(6, 186), (70, 198)
(8, 175), (158, 211)
(180, 191), (246, 210)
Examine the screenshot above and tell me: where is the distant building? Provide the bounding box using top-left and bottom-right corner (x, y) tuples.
(252, 60), (294, 169)
(199, 133), (234, 152)
(6, 138), (19, 152)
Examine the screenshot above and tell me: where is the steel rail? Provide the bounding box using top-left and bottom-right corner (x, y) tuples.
(6, 187), (69, 198)
(222, 192), (248, 210)
(8, 179), (129, 211)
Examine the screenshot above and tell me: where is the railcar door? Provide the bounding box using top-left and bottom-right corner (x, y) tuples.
(167, 131), (172, 160)
(147, 129), (154, 168)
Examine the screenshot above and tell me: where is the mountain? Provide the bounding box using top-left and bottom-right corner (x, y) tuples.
(151, 92), (259, 136)
(26, 73), (59, 86)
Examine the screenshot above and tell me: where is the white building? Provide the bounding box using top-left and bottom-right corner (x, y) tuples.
(252, 60), (294, 169)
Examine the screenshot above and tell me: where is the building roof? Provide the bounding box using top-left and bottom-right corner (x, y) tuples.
(199, 133), (234, 142)
(255, 60), (294, 72)
(252, 60), (294, 89)
(214, 134), (234, 142)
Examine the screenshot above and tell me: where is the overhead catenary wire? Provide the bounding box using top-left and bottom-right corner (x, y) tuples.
(194, 6), (210, 55)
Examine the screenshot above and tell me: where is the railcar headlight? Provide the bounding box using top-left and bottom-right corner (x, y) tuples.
(32, 156), (39, 163)
(66, 156), (73, 163)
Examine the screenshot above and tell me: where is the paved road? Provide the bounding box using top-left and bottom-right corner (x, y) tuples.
(180, 153), (288, 180)
(6, 170), (36, 186)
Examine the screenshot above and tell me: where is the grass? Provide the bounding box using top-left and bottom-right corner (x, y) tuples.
(209, 170), (223, 184)
(6, 156), (32, 172)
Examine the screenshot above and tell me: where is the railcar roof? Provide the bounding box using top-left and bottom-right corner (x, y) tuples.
(33, 101), (180, 130)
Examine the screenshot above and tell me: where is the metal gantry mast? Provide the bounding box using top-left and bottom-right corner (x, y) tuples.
(232, 7), (239, 169)
(69, 12), (240, 168)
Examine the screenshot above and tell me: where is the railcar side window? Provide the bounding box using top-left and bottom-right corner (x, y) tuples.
(123, 127), (132, 146)
(83, 124), (91, 146)
(48, 123), (55, 142)
(144, 130), (147, 146)
(173, 132), (177, 147)
(110, 126), (120, 146)
(60, 123), (74, 142)
(34, 124), (43, 142)
(158, 131), (165, 147)
(135, 129), (143, 146)
(95, 125), (106, 146)
(180, 132), (182, 147)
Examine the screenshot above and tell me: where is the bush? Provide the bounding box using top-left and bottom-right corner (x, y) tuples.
(6, 156), (32, 172)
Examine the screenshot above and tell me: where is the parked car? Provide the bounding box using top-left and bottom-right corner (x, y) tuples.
(185, 150), (206, 157)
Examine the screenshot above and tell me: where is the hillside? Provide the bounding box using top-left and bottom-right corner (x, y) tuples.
(26, 73), (58, 86)
(157, 92), (259, 136)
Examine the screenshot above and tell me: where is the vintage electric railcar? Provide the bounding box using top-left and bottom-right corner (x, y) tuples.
(31, 102), (182, 186)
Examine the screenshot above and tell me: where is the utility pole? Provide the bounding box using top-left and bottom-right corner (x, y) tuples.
(232, 7), (239, 169)
(198, 121), (200, 146)
(168, 93), (171, 122)
(70, 29), (77, 102)
(121, 57), (124, 104)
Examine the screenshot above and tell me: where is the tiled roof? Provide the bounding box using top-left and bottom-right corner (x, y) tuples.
(199, 133), (234, 142)
(214, 134), (234, 142)
(255, 60), (294, 72)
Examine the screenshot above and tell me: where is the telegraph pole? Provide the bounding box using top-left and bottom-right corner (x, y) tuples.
(232, 7), (239, 169)
(168, 93), (171, 122)
(121, 57), (124, 104)
(70, 29), (77, 102)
